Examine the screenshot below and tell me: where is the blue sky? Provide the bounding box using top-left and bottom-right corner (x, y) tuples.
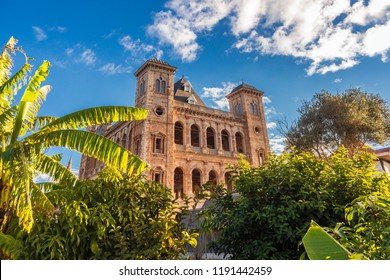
(3, 0), (390, 175)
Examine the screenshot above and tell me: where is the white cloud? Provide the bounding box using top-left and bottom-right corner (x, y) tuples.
(49, 26), (67, 33)
(264, 106), (277, 117)
(361, 19), (390, 61)
(231, 0), (264, 35)
(201, 81), (237, 109)
(119, 35), (163, 63)
(104, 29), (118, 39)
(33, 173), (52, 183)
(262, 96), (272, 104)
(77, 49), (97, 66)
(166, 0), (233, 31)
(71, 167), (79, 178)
(267, 122), (277, 129)
(333, 78), (342, 83)
(98, 63), (133, 75)
(346, 0), (390, 25)
(65, 48), (74, 56)
(32, 26), (47, 41)
(149, 0), (390, 74)
(269, 134), (286, 154)
(148, 11), (200, 62)
(66, 45), (97, 66)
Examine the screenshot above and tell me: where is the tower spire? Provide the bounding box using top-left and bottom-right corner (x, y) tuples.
(66, 155), (72, 171)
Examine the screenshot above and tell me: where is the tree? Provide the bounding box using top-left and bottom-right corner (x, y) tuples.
(282, 89), (390, 157)
(0, 37), (148, 234)
(0, 173), (198, 259)
(199, 148), (390, 259)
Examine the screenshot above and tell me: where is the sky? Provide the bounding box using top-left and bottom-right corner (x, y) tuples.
(2, 0), (390, 176)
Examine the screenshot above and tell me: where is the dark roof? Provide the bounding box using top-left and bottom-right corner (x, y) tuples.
(147, 58), (172, 66)
(231, 83), (258, 92)
(173, 77), (206, 106)
(375, 147), (390, 162)
(134, 58), (177, 76)
(225, 82), (264, 99)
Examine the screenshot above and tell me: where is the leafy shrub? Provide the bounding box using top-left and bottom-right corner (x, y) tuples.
(5, 174), (197, 259)
(199, 148), (390, 259)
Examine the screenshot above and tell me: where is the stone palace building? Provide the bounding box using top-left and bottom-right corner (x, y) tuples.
(79, 58), (270, 198)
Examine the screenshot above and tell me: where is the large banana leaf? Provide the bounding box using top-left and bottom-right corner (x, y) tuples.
(0, 63), (32, 110)
(0, 106), (17, 127)
(39, 106), (148, 132)
(2, 143), (34, 232)
(34, 153), (77, 184)
(10, 61), (50, 144)
(34, 116), (58, 131)
(0, 37), (19, 84)
(0, 232), (22, 259)
(28, 129), (148, 174)
(302, 220), (350, 260)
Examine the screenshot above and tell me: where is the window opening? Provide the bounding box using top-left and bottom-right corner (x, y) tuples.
(191, 124), (200, 147)
(192, 169), (201, 195)
(174, 122), (184, 145)
(156, 79), (161, 93)
(208, 170), (217, 187)
(221, 129), (230, 151)
(235, 132), (244, 153)
(174, 168), (184, 199)
(206, 127), (215, 149)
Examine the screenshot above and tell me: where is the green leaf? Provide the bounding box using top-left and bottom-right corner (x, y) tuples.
(10, 61), (51, 144)
(28, 129), (148, 174)
(0, 232), (22, 259)
(39, 106), (148, 132)
(34, 153), (77, 183)
(302, 220), (350, 260)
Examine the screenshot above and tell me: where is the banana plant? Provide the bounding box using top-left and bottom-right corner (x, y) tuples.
(0, 37), (148, 234)
(302, 220), (350, 260)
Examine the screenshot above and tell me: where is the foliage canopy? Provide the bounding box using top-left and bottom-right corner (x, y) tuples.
(282, 89), (390, 157)
(199, 148), (390, 259)
(0, 37), (148, 234)
(0, 174), (197, 259)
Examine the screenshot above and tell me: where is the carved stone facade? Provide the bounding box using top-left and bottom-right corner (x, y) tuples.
(79, 58), (270, 198)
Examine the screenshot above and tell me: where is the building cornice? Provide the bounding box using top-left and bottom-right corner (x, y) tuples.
(134, 59), (177, 76)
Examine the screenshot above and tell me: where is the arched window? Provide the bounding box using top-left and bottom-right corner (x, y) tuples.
(235, 132), (244, 153)
(221, 129), (230, 151)
(259, 149), (265, 165)
(139, 79), (145, 95)
(225, 172), (233, 192)
(155, 79), (161, 92)
(192, 169), (201, 195)
(174, 122), (184, 145)
(161, 80), (166, 93)
(249, 101), (259, 115)
(208, 170), (217, 187)
(235, 103), (243, 115)
(122, 134), (127, 148)
(206, 127), (216, 149)
(174, 168), (184, 199)
(191, 124), (200, 147)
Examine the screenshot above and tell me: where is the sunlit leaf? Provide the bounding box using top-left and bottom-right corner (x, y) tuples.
(303, 220), (350, 260)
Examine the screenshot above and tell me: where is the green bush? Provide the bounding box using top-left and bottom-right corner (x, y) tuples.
(199, 148), (390, 259)
(333, 194), (390, 259)
(5, 174), (197, 259)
